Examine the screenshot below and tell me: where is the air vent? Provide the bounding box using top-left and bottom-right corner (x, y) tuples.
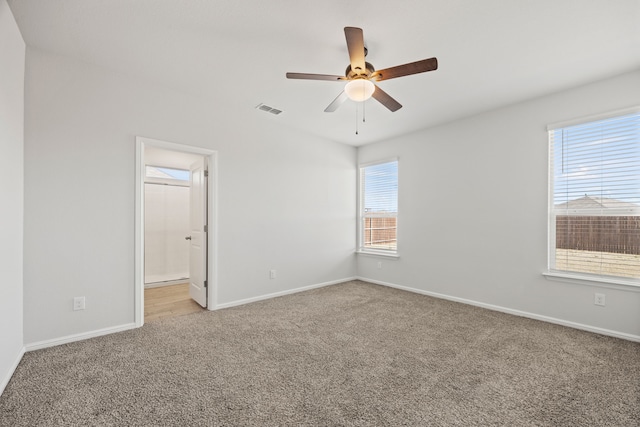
(255, 103), (283, 115)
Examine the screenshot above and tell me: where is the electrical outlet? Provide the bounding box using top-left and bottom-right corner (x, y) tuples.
(594, 293), (606, 307)
(377, 261), (382, 269)
(73, 296), (85, 311)
(270, 269), (276, 279)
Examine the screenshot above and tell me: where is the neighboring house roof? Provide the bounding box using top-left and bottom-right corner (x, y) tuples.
(555, 195), (640, 211)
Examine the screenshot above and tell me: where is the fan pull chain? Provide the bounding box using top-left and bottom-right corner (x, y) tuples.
(361, 82), (366, 123)
(355, 103), (359, 135)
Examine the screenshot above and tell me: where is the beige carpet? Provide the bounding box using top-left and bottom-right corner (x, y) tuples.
(1, 280), (639, 426)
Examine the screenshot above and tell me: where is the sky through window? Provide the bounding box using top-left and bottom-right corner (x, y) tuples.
(552, 112), (640, 206)
(363, 161), (398, 213)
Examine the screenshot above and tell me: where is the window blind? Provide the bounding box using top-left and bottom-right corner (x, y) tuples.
(359, 160), (398, 252)
(549, 110), (640, 279)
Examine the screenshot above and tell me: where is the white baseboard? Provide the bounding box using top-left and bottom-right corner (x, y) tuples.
(0, 346), (25, 396)
(215, 277), (357, 310)
(357, 276), (640, 343)
(144, 279), (189, 289)
(25, 323), (138, 352)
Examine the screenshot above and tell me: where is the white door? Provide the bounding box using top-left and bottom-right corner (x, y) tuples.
(188, 157), (207, 307)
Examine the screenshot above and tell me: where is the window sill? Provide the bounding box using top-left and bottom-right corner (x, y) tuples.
(356, 250), (399, 259)
(543, 271), (640, 292)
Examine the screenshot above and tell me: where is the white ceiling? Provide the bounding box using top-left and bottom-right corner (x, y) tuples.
(8, 0), (640, 146)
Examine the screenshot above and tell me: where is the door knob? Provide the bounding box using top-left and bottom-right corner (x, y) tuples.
(185, 236), (192, 240)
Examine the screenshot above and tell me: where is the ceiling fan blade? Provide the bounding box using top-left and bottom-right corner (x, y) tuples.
(344, 27), (366, 73)
(286, 72), (345, 81)
(324, 91), (348, 112)
(372, 85), (402, 112)
(371, 57), (438, 81)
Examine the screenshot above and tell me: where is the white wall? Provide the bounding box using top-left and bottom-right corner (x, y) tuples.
(20, 28), (636, 351)
(0, 0), (25, 392)
(358, 70), (640, 339)
(23, 49), (357, 345)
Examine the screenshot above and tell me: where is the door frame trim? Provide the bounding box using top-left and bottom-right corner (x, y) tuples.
(135, 136), (218, 327)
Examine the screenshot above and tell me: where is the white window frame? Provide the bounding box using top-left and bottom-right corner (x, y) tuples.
(357, 158), (399, 258)
(545, 106), (640, 289)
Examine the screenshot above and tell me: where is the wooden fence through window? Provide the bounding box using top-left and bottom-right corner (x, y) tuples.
(363, 217), (397, 248)
(556, 216), (640, 255)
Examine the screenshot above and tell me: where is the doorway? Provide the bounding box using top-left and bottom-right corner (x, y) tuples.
(135, 137), (217, 327)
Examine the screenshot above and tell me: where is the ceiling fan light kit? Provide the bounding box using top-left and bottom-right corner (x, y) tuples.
(286, 26), (438, 113)
(344, 79), (375, 102)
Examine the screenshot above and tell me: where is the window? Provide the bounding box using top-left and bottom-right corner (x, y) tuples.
(145, 166), (191, 187)
(358, 159), (398, 254)
(548, 109), (640, 281)
(145, 166), (190, 181)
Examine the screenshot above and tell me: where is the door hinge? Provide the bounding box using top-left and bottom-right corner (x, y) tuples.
(204, 169), (209, 177)
(204, 224), (208, 233)
(204, 280), (208, 288)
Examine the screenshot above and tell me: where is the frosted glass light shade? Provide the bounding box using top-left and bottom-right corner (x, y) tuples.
(344, 79), (375, 102)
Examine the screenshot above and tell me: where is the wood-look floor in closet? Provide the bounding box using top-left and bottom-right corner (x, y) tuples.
(144, 282), (204, 322)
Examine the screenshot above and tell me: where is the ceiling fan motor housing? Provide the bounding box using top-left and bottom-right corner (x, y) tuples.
(346, 62), (375, 80)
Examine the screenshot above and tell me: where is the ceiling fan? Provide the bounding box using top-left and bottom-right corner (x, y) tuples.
(286, 27), (438, 113)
